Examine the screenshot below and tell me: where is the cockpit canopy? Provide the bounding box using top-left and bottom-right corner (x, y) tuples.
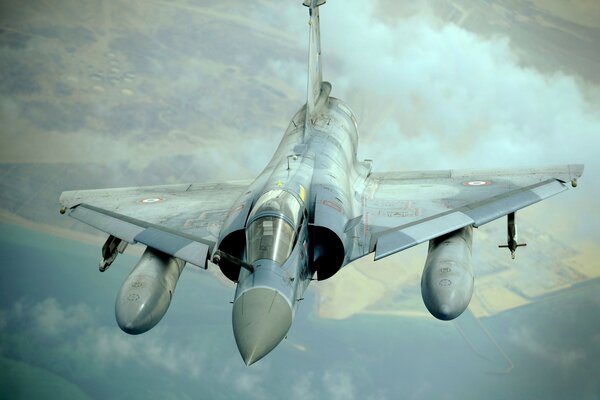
(246, 190), (303, 265)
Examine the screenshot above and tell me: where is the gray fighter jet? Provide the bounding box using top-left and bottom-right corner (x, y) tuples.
(59, 0), (583, 366)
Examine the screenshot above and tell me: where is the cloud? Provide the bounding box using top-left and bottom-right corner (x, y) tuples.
(290, 373), (318, 400)
(233, 371), (265, 398)
(323, 370), (356, 400)
(80, 327), (207, 379)
(215, 357), (271, 399)
(507, 326), (586, 370)
(1, 297), (206, 379)
(288, 370), (359, 400)
(313, 2), (600, 173)
(30, 297), (94, 336)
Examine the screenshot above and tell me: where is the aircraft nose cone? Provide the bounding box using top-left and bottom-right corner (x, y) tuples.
(232, 288), (293, 366)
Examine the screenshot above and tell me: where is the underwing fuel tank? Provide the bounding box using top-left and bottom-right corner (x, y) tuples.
(421, 226), (473, 321)
(115, 247), (185, 334)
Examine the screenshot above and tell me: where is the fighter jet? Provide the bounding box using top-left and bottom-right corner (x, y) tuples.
(59, 0), (583, 366)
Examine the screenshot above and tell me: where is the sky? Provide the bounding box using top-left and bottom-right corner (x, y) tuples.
(0, 0), (599, 398)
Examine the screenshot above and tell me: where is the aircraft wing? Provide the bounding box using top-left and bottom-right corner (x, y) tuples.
(59, 180), (252, 267)
(356, 164), (583, 261)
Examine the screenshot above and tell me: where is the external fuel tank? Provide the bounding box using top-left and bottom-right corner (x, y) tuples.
(115, 247), (185, 334)
(421, 226), (474, 321)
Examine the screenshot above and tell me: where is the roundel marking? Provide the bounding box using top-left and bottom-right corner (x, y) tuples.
(139, 197), (164, 204)
(463, 180), (491, 187)
(127, 293), (140, 301)
(439, 279), (452, 287)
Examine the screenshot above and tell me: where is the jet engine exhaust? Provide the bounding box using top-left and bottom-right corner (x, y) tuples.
(115, 247), (185, 334)
(421, 226), (473, 321)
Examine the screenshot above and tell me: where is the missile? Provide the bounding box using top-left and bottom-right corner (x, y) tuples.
(421, 226), (473, 321)
(498, 212), (526, 259)
(115, 247), (185, 334)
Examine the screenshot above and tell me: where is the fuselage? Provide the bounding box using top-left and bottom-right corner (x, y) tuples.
(220, 96), (368, 364)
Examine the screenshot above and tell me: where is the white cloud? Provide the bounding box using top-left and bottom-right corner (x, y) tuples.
(213, 358), (271, 399)
(30, 297), (94, 336)
(508, 326), (586, 369)
(313, 2), (600, 173)
(2, 297), (207, 379)
(85, 328), (135, 364)
(76, 326), (207, 379)
(144, 338), (204, 378)
(290, 373), (318, 400)
(234, 371), (265, 397)
(323, 370), (356, 400)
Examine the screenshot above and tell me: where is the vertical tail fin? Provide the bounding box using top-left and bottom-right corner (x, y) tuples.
(304, 0), (331, 128)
